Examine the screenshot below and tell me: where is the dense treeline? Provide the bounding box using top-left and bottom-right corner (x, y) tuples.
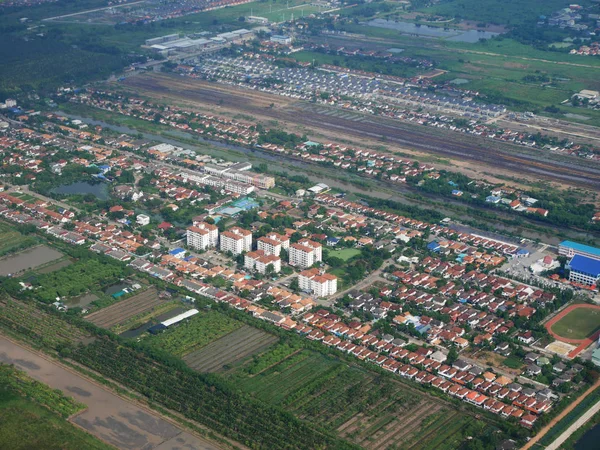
(72, 337), (358, 450)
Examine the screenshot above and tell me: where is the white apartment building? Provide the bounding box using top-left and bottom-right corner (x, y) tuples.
(136, 214), (150, 226)
(257, 233), (290, 256)
(289, 239), (322, 268)
(220, 226), (252, 255)
(298, 268), (337, 297)
(187, 222), (219, 250)
(244, 250), (281, 274)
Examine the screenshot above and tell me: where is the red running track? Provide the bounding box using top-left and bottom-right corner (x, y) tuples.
(544, 304), (600, 358)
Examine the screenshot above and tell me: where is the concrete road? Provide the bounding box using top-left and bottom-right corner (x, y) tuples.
(545, 397), (600, 450)
(0, 335), (223, 450)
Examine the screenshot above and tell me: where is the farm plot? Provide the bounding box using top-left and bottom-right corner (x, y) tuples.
(0, 221), (37, 258)
(148, 310), (242, 357)
(183, 325), (277, 373)
(84, 287), (164, 329)
(228, 349), (472, 448)
(0, 297), (87, 350)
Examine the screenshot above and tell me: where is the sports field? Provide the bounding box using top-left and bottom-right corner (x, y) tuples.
(551, 307), (600, 340)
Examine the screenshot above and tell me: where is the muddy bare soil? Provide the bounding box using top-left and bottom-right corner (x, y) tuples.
(0, 336), (222, 450)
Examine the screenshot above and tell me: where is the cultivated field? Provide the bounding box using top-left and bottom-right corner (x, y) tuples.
(0, 297), (87, 349)
(148, 310), (242, 357)
(85, 287), (165, 329)
(183, 325), (278, 373)
(227, 349), (482, 449)
(0, 222), (37, 259)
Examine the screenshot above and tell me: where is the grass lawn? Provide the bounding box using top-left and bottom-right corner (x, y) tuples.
(551, 307), (600, 340)
(328, 248), (361, 261)
(503, 355), (524, 369)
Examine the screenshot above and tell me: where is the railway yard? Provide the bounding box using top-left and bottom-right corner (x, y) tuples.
(120, 73), (600, 191)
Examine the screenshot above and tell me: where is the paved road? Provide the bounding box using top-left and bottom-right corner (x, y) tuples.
(546, 397), (600, 450)
(523, 379), (600, 450)
(0, 335), (222, 450)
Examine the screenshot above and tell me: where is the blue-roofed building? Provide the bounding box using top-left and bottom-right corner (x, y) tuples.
(486, 195), (501, 204)
(559, 241), (600, 262)
(568, 255), (600, 287)
(169, 247), (186, 259)
(98, 164), (111, 174)
(427, 241), (441, 252)
(326, 236), (340, 246)
(451, 190), (463, 196)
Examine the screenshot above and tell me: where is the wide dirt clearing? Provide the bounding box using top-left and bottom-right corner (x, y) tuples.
(0, 335), (222, 450)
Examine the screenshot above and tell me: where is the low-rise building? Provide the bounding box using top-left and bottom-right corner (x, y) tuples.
(568, 254), (600, 286)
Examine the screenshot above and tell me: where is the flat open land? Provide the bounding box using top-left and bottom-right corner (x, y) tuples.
(183, 325), (277, 373)
(227, 349), (484, 449)
(120, 73), (600, 190)
(0, 244), (62, 276)
(328, 248), (361, 261)
(0, 221), (37, 259)
(550, 306), (600, 340)
(0, 335), (221, 450)
(545, 304), (600, 358)
(148, 310), (242, 357)
(85, 287), (164, 329)
(0, 368), (112, 450)
(0, 297), (88, 349)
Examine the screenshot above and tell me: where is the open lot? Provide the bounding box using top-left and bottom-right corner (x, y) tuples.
(183, 325), (277, 373)
(0, 335), (222, 450)
(328, 248), (361, 261)
(85, 287), (165, 329)
(0, 364), (111, 450)
(227, 349), (483, 449)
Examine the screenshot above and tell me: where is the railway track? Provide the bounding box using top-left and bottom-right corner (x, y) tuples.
(122, 74), (600, 189)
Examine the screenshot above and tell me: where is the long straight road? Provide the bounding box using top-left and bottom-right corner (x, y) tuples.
(0, 334), (224, 450)
(546, 397), (600, 450)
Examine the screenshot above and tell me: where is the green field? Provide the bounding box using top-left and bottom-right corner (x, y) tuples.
(226, 348), (485, 448)
(328, 248), (361, 261)
(0, 364), (112, 450)
(417, 0), (583, 28)
(551, 307), (600, 340)
(502, 355), (524, 370)
(0, 222), (37, 257)
(0, 297), (88, 351)
(147, 310), (243, 357)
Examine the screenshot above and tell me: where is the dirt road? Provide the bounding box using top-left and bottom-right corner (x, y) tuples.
(0, 335), (222, 450)
(522, 379), (600, 450)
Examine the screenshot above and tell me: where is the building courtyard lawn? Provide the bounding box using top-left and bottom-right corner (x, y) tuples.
(551, 308), (600, 340)
(328, 248), (361, 261)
